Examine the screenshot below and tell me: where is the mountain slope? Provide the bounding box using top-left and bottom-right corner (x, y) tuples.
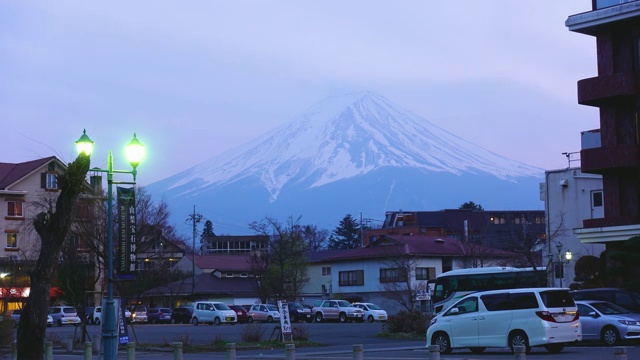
(147, 91), (544, 233)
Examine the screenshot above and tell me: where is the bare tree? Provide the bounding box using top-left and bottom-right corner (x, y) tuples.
(249, 216), (310, 301)
(17, 155), (90, 360)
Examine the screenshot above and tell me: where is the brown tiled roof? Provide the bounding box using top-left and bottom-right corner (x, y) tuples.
(141, 272), (257, 297)
(325, 235), (516, 261)
(185, 254), (252, 272)
(0, 156), (57, 189)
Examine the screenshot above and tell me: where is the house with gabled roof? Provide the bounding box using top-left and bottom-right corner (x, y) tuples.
(302, 235), (517, 314)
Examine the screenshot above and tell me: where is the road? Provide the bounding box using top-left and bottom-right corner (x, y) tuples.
(9, 322), (640, 359)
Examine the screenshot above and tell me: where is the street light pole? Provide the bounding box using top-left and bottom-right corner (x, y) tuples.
(76, 130), (144, 360)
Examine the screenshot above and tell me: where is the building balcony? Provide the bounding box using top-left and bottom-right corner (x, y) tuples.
(581, 144), (640, 173)
(575, 222), (640, 244)
(583, 216), (640, 229)
(577, 73), (637, 107)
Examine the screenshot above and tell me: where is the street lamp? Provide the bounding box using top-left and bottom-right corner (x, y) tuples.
(554, 243), (572, 288)
(76, 129), (144, 359)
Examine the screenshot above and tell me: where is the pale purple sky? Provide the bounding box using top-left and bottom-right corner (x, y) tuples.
(1, 1), (598, 186)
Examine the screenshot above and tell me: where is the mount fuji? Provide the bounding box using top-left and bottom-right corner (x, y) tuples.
(146, 91), (544, 234)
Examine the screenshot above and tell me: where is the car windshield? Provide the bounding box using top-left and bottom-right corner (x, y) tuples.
(267, 304), (278, 311)
(63, 308), (76, 314)
(592, 301), (630, 315)
(366, 304), (381, 310)
(539, 290), (575, 307)
(214, 303), (231, 310)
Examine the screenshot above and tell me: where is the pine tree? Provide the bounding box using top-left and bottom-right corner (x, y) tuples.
(328, 214), (361, 249)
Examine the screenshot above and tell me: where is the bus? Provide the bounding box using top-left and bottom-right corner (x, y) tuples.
(430, 267), (547, 314)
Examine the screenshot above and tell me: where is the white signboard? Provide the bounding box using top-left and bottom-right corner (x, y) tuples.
(277, 301), (292, 338)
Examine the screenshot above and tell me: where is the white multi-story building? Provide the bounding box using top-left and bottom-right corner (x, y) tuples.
(542, 167), (605, 288)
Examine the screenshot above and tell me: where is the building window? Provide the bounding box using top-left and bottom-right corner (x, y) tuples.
(415, 267), (436, 280)
(339, 270), (364, 286)
(322, 266), (331, 276)
(6, 233), (17, 248)
(490, 215), (506, 225)
(380, 268), (407, 283)
(7, 201), (24, 217)
(41, 172), (58, 190)
(593, 191), (603, 207)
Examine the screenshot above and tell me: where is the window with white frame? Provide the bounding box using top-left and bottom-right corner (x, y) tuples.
(322, 266), (331, 276)
(7, 201), (24, 217)
(6, 233), (17, 248)
(46, 173), (57, 189)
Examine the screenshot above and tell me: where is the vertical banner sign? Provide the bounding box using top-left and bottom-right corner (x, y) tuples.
(117, 187), (137, 278)
(277, 301), (292, 341)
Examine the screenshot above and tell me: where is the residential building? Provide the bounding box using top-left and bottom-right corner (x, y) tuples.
(135, 226), (185, 270)
(303, 235), (517, 314)
(543, 168), (605, 288)
(201, 234), (269, 254)
(566, 1), (640, 285)
(367, 209), (545, 253)
(0, 156), (97, 311)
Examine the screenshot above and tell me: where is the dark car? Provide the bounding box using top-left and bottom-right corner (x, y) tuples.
(228, 305), (248, 323)
(570, 288), (640, 313)
(171, 307), (193, 324)
(289, 302), (313, 323)
(147, 308), (172, 324)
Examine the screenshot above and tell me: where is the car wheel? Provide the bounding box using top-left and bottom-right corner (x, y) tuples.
(57, 319), (62, 327)
(509, 330), (531, 354)
(469, 347), (486, 354)
(151, 318), (157, 324)
(267, 316), (273, 323)
(339, 313), (347, 323)
(431, 332), (452, 354)
(191, 317), (199, 326)
(602, 326), (620, 346)
(214, 317), (221, 325)
(315, 313), (323, 323)
(305, 317), (314, 323)
(544, 343), (565, 353)
(95, 318), (101, 326)
(248, 316), (254, 323)
(367, 315), (374, 323)
(171, 318), (176, 324)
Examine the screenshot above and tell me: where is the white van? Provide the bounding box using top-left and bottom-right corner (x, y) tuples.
(191, 301), (237, 325)
(426, 288), (581, 354)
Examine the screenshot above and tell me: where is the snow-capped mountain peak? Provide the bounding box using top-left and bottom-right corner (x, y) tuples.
(157, 91), (542, 202)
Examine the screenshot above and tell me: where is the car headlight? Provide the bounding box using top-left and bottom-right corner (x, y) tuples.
(619, 320), (639, 325)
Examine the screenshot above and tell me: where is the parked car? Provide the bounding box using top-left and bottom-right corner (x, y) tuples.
(130, 306), (148, 324)
(48, 306), (81, 327)
(353, 302), (388, 323)
(171, 307), (193, 324)
(147, 308), (172, 324)
(312, 300), (365, 323)
(576, 300), (640, 345)
(427, 288), (580, 354)
(288, 302), (313, 323)
(10, 309), (22, 328)
(47, 315), (53, 327)
(90, 306), (102, 325)
(228, 305), (249, 323)
(247, 304), (280, 323)
(191, 301), (237, 325)
(571, 288), (640, 313)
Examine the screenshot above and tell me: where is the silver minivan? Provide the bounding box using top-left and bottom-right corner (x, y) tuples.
(426, 287), (581, 354)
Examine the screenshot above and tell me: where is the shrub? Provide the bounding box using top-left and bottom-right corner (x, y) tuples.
(383, 310), (431, 334)
(292, 324), (310, 341)
(241, 323), (265, 342)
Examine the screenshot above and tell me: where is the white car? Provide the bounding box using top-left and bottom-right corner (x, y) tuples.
(191, 301), (237, 325)
(48, 306), (81, 327)
(353, 303), (388, 323)
(427, 288), (581, 354)
(130, 306), (148, 324)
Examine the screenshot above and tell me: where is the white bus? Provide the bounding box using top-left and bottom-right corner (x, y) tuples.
(430, 267), (547, 314)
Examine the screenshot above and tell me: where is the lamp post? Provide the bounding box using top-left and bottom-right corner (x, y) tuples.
(555, 243), (572, 288)
(76, 129), (144, 360)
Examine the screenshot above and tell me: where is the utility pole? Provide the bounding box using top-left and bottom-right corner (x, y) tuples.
(186, 206), (203, 296)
